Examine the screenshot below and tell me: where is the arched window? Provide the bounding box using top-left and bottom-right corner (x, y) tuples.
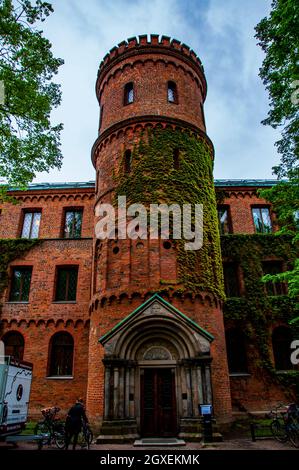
(99, 104), (104, 130)
(272, 326), (293, 370)
(124, 82), (134, 105)
(2, 331), (24, 361)
(173, 148), (180, 169)
(48, 332), (74, 377)
(124, 149), (132, 173)
(225, 328), (248, 373)
(167, 81), (178, 104)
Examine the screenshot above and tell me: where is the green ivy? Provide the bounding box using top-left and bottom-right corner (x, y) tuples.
(114, 127), (225, 299)
(221, 234), (299, 393)
(0, 239), (40, 294)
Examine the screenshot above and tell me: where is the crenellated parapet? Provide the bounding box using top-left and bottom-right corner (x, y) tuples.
(96, 34), (207, 99)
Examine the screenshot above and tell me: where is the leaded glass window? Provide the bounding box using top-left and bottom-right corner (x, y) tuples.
(21, 212), (41, 238)
(9, 267), (32, 301)
(124, 82), (134, 105)
(218, 206), (231, 234)
(49, 332), (74, 376)
(167, 81), (178, 103)
(64, 210), (82, 238)
(252, 207), (272, 233)
(55, 267), (78, 301)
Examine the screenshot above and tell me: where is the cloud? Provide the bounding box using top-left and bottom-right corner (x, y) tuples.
(34, 0), (280, 183)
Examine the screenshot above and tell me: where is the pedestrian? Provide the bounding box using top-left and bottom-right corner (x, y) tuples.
(64, 398), (88, 450)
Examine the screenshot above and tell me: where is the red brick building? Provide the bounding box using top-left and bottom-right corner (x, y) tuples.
(0, 35), (297, 441)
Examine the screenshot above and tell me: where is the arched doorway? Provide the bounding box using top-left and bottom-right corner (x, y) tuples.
(100, 295), (213, 439)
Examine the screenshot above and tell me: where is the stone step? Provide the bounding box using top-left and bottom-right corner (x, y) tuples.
(178, 432), (223, 443)
(100, 426), (138, 436)
(134, 438), (186, 447)
(96, 433), (139, 444)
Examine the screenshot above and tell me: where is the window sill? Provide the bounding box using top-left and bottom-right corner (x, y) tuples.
(46, 376), (74, 380)
(52, 301), (77, 304)
(229, 373), (251, 377)
(5, 301), (29, 304)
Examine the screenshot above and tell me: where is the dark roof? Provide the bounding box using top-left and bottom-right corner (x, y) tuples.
(8, 181), (96, 191)
(5, 179), (281, 192)
(214, 179), (280, 187)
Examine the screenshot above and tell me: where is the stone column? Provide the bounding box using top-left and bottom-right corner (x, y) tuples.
(191, 367), (199, 417)
(186, 367), (193, 416)
(196, 366), (203, 404)
(205, 365), (212, 404)
(180, 366), (188, 417)
(104, 366), (111, 419)
(113, 367), (119, 418)
(124, 367), (130, 418)
(119, 367), (125, 419)
(129, 367), (135, 418)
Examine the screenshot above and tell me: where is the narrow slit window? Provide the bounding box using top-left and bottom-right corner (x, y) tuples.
(173, 148), (180, 169)
(99, 104), (104, 131)
(167, 81), (178, 103)
(124, 149), (132, 173)
(124, 82), (134, 105)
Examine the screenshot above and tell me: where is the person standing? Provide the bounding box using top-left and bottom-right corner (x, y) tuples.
(64, 398), (88, 450)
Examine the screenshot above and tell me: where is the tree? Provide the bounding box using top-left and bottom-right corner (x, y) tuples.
(0, 0), (63, 197)
(255, 0), (299, 320)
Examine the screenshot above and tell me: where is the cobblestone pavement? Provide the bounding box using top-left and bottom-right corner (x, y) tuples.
(0, 438), (297, 451)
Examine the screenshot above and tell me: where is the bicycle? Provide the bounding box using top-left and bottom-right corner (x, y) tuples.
(269, 402), (299, 448)
(34, 406), (65, 449)
(77, 420), (93, 450)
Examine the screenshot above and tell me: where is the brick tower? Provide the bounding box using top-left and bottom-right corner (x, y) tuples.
(88, 35), (232, 440)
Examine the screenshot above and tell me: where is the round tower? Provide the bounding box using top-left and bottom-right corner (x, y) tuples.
(87, 35), (232, 439)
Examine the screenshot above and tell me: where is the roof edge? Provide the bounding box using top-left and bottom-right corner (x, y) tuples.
(99, 293), (214, 344)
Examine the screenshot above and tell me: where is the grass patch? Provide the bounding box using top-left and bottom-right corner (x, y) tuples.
(21, 421), (37, 435)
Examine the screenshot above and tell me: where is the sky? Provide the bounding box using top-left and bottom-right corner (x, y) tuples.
(34, 0), (281, 184)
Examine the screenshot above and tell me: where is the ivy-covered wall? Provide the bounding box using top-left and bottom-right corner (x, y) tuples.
(114, 127), (225, 299)
(0, 239), (40, 293)
(221, 234), (299, 392)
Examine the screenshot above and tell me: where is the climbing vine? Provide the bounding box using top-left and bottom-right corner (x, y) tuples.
(0, 239), (40, 295)
(221, 234), (299, 393)
(114, 127), (225, 299)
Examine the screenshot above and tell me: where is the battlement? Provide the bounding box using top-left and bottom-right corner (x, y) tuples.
(97, 34), (205, 80)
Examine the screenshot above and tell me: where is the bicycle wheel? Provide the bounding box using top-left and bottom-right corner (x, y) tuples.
(287, 416), (299, 448)
(85, 427), (93, 449)
(34, 421), (51, 446)
(288, 428), (299, 448)
(53, 421), (66, 449)
(77, 430), (87, 449)
(270, 418), (288, 442)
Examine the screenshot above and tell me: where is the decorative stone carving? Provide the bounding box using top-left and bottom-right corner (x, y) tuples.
(143, 346), (172, 360)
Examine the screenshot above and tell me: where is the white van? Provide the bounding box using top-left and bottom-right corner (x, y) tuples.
(0, 356), (33, 436)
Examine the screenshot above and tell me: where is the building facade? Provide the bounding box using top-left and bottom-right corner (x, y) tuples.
(0, 36), (297, 441)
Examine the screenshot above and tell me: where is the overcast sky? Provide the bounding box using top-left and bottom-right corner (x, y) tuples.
(34, 0), (280, 184)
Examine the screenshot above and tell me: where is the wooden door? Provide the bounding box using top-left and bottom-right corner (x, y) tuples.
(140, 368), (177, 437)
